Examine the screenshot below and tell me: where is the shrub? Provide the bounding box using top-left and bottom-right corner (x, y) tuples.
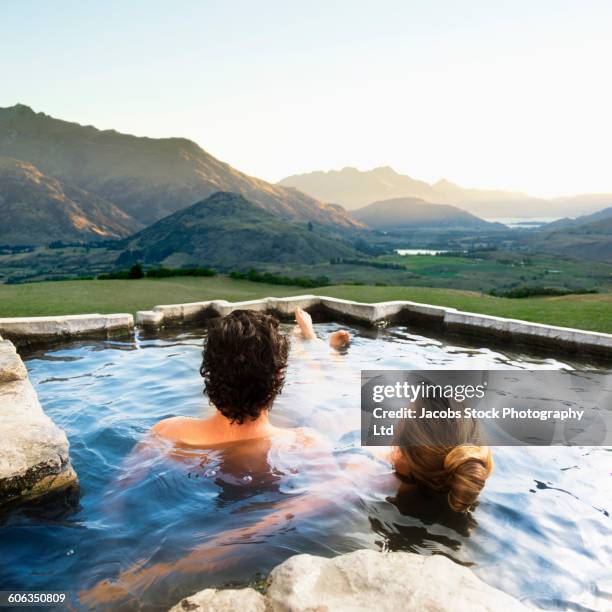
(490, 286), (598, 298)
(230, 269), (330, 288)
(329, 257), (406, 270)
(146, 267), (215, 278)
(99, 265), (217, 280)
(129, 264), (144, 279)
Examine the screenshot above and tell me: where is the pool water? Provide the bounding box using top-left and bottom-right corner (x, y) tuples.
(1, 323), (611, 611)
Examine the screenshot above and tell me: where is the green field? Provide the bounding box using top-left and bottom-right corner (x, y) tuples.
(1, 276), (611, 333)
(4, 247), (612, 296)
(263, 251), (612, 294)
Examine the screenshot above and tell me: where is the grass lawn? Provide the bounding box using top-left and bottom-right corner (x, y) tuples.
(0, 276), (610, 333)
(316, 286), (612, 334)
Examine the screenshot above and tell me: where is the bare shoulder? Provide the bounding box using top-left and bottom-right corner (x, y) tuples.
(151, 416), (196, 440)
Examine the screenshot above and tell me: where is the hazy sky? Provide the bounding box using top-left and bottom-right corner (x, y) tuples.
(2, 1), (611, 197)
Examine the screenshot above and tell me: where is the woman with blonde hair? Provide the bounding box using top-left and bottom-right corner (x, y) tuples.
(293, 305), (493, 512)
(389, 393), (494, 512)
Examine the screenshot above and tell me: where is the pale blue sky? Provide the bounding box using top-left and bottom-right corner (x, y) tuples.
(2, 1), (611, 196)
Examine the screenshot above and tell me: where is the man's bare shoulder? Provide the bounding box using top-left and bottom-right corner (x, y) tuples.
(152, 416), (198, 440)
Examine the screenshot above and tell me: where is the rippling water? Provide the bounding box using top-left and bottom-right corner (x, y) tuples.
(1, 324), (611, 611)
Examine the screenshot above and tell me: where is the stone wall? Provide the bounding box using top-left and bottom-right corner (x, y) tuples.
(169, 549), (529, 611)
(137, 295), (612, 359)
(1, 297), (609, 359)
(0, 313), (134, 347)
(0, 335), (77, 507)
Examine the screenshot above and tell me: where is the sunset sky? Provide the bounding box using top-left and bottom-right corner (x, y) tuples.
(2, 0), (611, 197)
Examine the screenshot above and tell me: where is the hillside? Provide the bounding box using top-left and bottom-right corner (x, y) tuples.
(542, 206), (612, 231)
(279, 166), (606, 218)
(0, 157), (137, 245)
(0, 104), (359, 229)
(351, 197), (500, 229)
(550, 194), (612, 218)
(527, 210), (612, 262)
(122, 192), (359, 269)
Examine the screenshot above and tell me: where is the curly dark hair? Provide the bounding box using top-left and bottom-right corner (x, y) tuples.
(200, 309), (290, 424)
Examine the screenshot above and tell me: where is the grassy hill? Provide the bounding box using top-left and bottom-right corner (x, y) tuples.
(1, 276), (610, 333)
(0, 104), (359, 228)
(527, 208), (612, 262)
(543, 206), (612, 231)
(351, 197), (499, 229)
(122, 192), (360, 268)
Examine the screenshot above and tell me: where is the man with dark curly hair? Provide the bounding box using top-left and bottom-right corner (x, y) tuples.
(153, 307), (350, 446)
(153, 309), (293, 445)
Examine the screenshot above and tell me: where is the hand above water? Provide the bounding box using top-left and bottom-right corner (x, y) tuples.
(294, 306), (317, 340)
(294, 306), (351, 351)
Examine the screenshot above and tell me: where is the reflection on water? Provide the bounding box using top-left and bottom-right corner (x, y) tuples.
(1, 324), (610, 611)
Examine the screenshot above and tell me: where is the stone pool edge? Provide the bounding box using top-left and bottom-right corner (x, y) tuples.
(0, 296), (609, 358)
(136, 294), (612, 358)
(0, 313), (134, 347)
(0, 334), (77, 507)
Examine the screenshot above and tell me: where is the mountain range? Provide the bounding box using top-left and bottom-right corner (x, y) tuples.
(1, 103), (610, 266)
(279, 166), (612, 218)
(0, 104), (358, 229)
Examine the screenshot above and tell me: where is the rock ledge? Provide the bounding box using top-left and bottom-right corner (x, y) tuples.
(0, 338), (77, 506)
(170, 549), (529, 611)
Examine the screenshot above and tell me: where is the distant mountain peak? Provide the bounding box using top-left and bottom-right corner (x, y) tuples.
(9, 103), (35, 114)
(371, 165), (399, 176)
(198, 190), (247, 203)
(351, 196), (497, 230)
(0, 103), (37, 120)
(433, 178), (457, 188)
(188, 191), (253, 212)
(279, 166), (576, 216)
(279, 165), (438, 210)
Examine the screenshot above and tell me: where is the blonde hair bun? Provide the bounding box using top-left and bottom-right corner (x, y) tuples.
(444, 446), (493, 512)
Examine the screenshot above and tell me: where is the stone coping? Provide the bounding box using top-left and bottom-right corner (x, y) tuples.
(0, 296), (609, 357)
(136, 295), (612, 358)
(0, 313), (134, 346)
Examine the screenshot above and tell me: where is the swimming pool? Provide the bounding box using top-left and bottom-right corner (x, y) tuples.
(2, 323), (611, 610)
